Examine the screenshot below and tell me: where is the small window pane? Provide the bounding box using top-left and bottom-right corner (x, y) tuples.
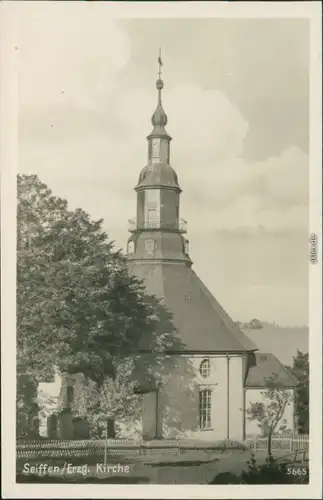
(147, 209), (159, 228)
(200, 359), (211, 378)
(199, 389), (212, 430)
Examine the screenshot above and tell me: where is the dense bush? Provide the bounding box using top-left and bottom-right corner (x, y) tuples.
(241, 454), (309, 484)
(209, 453), (309, 484)
(214, 439), (249, 451)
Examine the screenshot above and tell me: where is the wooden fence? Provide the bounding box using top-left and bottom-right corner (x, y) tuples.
(16, 438), (247, 460)
(16, 435), (309, 460)
(246, 434), (309, 453)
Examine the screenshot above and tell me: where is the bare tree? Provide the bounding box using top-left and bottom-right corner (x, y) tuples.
(247, 374), (294, 459)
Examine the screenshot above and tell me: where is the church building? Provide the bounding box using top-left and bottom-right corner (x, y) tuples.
(38, 59), (298, 442)
(123, 61), (298, 441)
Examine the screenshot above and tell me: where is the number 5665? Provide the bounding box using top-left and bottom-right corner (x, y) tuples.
(286, 467), (307, 475)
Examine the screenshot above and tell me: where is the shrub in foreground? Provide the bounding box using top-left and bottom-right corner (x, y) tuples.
(209, 454), (309, 484)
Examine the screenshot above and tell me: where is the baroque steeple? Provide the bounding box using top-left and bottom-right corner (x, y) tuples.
(126, 50), (191, 265)
(125, 52), (257, 361)
(144, 51), (174, 174)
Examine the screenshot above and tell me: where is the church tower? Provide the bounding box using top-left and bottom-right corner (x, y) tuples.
(126, 57), (191, 267)
(126, 53), (257, 356)
(126, 53), (259, 441)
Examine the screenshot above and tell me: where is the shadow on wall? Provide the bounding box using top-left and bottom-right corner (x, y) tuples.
(132, 295), (197, 439)
(161, 356), (198, 438)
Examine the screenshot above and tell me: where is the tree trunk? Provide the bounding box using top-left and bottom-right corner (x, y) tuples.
(267, 431), (273, 461)
(107, 417), (116, 438)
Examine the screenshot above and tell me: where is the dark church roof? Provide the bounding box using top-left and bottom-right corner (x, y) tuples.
(127, 62), (257, 356)
(245, 352), (298, 388)
(128, 261), (258, 353)
(136, 163), (180, 191)
(243, 326), (309, 366)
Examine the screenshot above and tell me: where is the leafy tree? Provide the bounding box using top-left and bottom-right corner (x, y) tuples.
(248, 318), (263, 330)
(17, 174), (179, 433)
(236, 319), (263, 329)
(71, 357), (141, 438)
(286, 350), (309, 433)
(246, 373), (294, 458)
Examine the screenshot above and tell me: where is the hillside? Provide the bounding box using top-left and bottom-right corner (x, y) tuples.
(242, 326), (309, 365)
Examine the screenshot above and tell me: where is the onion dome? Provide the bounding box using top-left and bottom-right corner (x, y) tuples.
(148, 76), (171, 140)
(151, 79), (168, 128)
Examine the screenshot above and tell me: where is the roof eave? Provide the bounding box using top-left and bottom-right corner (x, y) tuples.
(137, 348), (259, 355)
(245, 383), (297, 389)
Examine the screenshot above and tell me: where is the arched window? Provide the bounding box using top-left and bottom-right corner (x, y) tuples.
(151, 138), (161, 163)
(200, 358), (211, 379)
(199, 389), (212, 430)
(127, 241), (135, 254)
(145, 190), (160, 228)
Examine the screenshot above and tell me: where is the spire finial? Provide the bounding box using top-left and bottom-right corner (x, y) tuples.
(151, 48), (167, 128)
(157, 47), (163, 80)
(156, 47), (164, 93)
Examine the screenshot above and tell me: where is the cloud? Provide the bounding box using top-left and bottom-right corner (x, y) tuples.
(18, 5), (131, 131)
(181, 146), (308, 233)
(18, 9), (308, 242)
(168, 84), (249, 163)
(16, 8), (309, 325)
(253, 147), (308, 208)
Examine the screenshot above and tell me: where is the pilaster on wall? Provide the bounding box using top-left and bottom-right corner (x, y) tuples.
(156, 389), (163, 438)
(142, 390), (162, 440)
(227, 355), (244, 440)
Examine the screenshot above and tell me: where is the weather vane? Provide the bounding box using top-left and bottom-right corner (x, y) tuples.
(157, 47), (163, 79)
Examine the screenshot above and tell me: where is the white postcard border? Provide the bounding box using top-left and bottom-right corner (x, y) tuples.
(1, 1), (321, 498)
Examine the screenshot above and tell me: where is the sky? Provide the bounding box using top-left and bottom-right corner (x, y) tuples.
(17, 3), (310, 326)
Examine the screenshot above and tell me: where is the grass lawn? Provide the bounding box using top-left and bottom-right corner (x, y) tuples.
(16, 449), (309, 484)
